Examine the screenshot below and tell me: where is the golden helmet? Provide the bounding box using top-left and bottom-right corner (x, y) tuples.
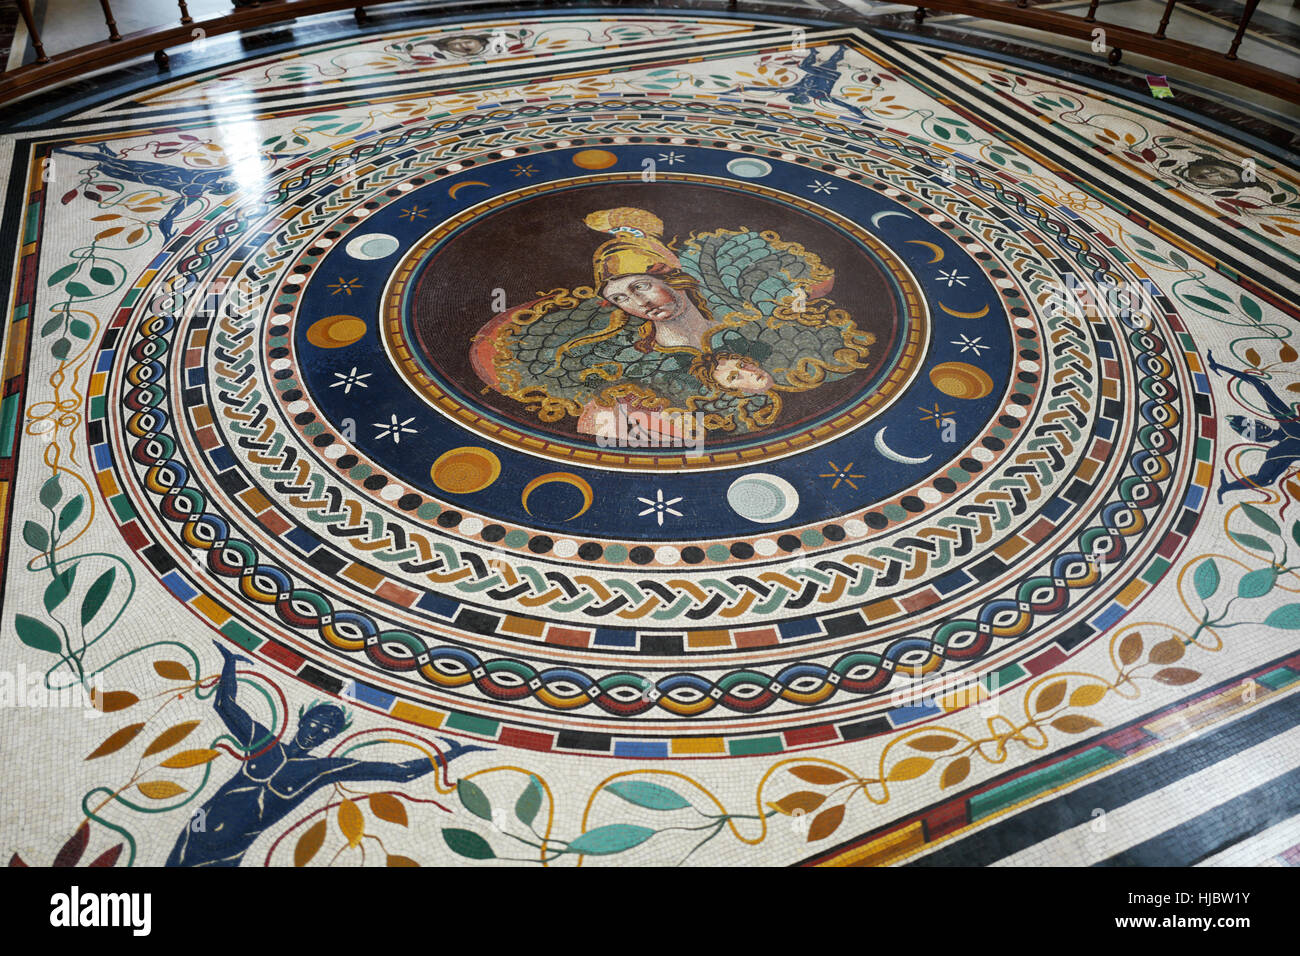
(585, 207), (680, 289)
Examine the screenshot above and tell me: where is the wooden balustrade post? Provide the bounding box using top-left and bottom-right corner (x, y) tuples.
(1226, 0), (1261, 59)
(1084, 0), (1101, 22)
(1154, 0), (1177, 39)
(15, 0), (50, 63)
(98, 0), (122, 41)
(178, 1), (193, 25)
(914, 6), (928, 23)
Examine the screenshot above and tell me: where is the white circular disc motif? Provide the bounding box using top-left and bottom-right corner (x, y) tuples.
(345, 233), (400, 260)
(727, 473), (800, 523)
(726, 157), (772, 179)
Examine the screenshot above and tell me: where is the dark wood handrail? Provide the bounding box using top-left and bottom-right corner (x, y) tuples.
(1, 0), (1296, 105)
(911, 0), (1294, 99)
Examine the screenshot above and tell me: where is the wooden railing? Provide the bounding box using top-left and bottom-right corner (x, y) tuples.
(3, 0), (1297, 105)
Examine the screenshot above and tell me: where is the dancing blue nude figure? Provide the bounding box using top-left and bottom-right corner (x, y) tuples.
(1207, 350), (1300, 502)
(57, 143), (240, 240)
(167, 642), (487, 866)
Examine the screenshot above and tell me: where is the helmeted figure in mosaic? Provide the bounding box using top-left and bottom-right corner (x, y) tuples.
(470, 207), (874, 440)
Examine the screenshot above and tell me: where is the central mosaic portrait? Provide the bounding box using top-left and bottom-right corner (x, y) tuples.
(386, 176), (924, 467)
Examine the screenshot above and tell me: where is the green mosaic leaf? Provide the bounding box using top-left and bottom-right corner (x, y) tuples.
(566, 824), (657, 856)
(15, 614), (62, 654)
(1193, 558), (1219, 600)
(39, 317), (62, 336)
(1292, 521), (1300, 550)
(65, 282), (92, 300)
(51, 338), (71, 361)
(1239, 295), (1263, 322)
(1240, 503), (1280, 536)
(69, 320), (92, 340)
(57, 496), (84, 532)
(441, 828), (495, 860)
(43, 566), (76, 615)
(515, 775), (543, 827)
(1228, 531), (1271, 553)
(456, 777), (492, 821)
(88, 267), (114, 286)
(605, 780), (692, 811)
(38, 476), (61, 509)
(1237, 567), (1275, 600)
(81, 568), (116, 627)
(1263, 605), (1300, 630)
(1182, 294), (1228, 314)
(46, 264), (76, 286)
(22, 521), (49, 552)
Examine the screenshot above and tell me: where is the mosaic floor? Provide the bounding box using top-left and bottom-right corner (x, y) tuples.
(1, 6), (1298, 869)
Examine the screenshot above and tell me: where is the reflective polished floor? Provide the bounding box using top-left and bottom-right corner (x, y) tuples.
(1, 2), (1298, 868)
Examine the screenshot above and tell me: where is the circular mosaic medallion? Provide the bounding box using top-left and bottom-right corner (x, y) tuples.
(89, 60), (1211, 756)
(380, 173), (929, 472)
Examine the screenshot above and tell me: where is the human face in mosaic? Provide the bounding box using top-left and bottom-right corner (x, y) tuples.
(441, 35), (488, 56)
(293, 707), (345, 749)
(601, 274), (688, 323)
(1183, 157), (1245, 188)
(712, 356), (775, 394)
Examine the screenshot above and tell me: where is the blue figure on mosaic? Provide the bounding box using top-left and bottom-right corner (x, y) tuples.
(57, 142), (239, 240)
(470, 207), (874, 442)
(741, 46), (875, 121)
(166, 642), (486, 866)
(1207, 350), (1300, 502)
